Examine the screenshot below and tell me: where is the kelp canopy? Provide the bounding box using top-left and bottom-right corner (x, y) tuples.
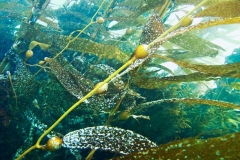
(0, 0), (240, 159)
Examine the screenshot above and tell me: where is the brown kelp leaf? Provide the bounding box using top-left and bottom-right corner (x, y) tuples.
(29, 41), (39, 50)
(156, 64), (175, 75)
(136, 98), (240, 111)
(161, 17), (240, 45)
(63, 126), (157, 155)
(109, 0), (165, 22)
(174, 0), (202, 5)
(18, 24), (129, 63)
(140, 14), (165, 50)
(139, 14), (165, 55)
(136, 57), (175, 76)
(90, 64), (125, 90)
(56, 35), (129, 63)
(109, 15), (148, 30)
(14, 60), (39, 99)
(114, 131), (240, 159)
(204, 0), (239, 6)
(178, 0), (240, 7)
(187, 17), (240, 31)
(48, 58), (93, 99)
(112, 14), (165, 77)
(168, 32), (224, 58)
(38, 16), (62, 31)
(195, 1), (240, 18)
(116, 0), (142, 8)
(29, 41), (51, 51)
(131, 72), (218, 89)
(38, 42), (51, 51)
(153, 54), (240, 78)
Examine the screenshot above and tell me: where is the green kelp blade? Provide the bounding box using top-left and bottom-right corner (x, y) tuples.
(131, 72), (218, 89)
(195, 1), (240, 18)
(168, 32), (224, 59)
(114, 131), (240, 159)
(48, 58), (93, 100)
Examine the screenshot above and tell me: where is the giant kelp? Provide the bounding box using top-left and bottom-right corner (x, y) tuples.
(0, 0), (240, 159)
(114, 131), (240, 159)
(195, 1), (240, 18)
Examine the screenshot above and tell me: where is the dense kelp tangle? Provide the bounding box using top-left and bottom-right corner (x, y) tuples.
(0, 0), (240, 159)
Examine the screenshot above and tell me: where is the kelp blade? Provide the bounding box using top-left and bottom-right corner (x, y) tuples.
(168, 32), (224, 58)
(195, 1), (240, 18)
(57, 35), (129, 63)
(48, 58), (93, 99)
(114, 131), (240, 159)
(131, 72), (218, 89)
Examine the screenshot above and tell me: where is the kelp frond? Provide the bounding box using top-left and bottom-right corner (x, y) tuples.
(115, 131), (240, 159)
(195, 1), (240, 18)
(48, 58), (93, 99)
(134, 98), (240, 112)
(158, 17), (240, 46)
(131, 72), (218, 89)
(153, 54), (240, 78)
